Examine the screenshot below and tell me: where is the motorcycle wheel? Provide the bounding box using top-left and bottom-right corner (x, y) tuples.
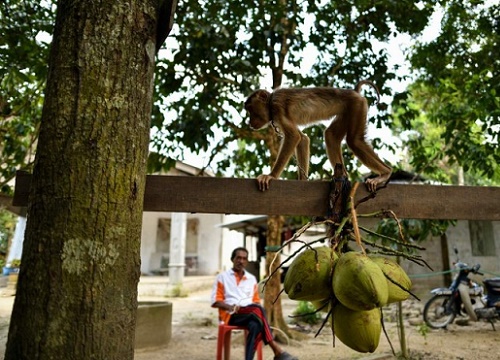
(423, 294), (456, 329)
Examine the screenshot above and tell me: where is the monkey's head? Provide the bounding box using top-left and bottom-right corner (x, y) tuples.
(244, 90), (272, 130)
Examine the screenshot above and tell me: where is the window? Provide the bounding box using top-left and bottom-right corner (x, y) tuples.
(469, 221), (496, 256)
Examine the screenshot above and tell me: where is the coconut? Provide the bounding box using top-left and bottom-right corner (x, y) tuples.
(333, 302), (381, 353)
(284, 247), (337, 301)
(332, 252), (388, 310)
(369, 255), (412, 303)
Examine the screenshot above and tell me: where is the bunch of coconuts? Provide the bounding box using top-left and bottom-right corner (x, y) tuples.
(284, 247), (412, 353)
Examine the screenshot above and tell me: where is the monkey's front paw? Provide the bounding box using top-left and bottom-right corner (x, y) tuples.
(365, 178), (377, 193)
(365, 174), (390, 193)
(256, 174), (275, 191)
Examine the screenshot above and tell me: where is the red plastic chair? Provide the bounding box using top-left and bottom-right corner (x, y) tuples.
(216, 323), (264, 360)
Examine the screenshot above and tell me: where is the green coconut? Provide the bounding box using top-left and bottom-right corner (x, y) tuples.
(369, 255), (412, 303)
(284, 247), (337, 301)
(332, 252), (388, 310)
(333, 302), (381, 353)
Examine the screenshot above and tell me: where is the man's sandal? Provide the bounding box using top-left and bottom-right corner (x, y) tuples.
(274, 351), (298, 360)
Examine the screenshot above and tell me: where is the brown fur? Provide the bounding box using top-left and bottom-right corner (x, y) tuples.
(245, 80), (391, 192)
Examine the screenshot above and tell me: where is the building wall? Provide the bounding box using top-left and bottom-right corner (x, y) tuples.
(140, 208), (499, 295)
(447, 220), (500, 280)
(140, 212), (160, 274)
(195, 213), (225, 275)
(140, 212), (225, 275)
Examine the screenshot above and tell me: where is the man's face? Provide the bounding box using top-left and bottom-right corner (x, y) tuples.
(232, 250), (248, 272)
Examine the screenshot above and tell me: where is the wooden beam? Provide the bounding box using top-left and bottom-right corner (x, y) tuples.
(12, 172), (500, 220)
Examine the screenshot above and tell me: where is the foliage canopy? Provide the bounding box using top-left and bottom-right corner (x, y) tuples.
(1, 0), (499, 191)
(393, 1), (499, 184)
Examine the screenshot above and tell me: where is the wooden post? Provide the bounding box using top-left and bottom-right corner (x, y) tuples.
(326, 164), (350, 243)
(328, 164), (350, 223)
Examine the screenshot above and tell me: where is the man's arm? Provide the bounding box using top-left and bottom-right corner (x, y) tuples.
(211, 275), (241, 313)
(252, 283), (261, 304)
(212, 301), (240, 314)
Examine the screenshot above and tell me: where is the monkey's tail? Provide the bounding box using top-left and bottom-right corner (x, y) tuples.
(355, 80), (380, 104)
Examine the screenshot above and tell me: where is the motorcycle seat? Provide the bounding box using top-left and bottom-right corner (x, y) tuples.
(484, 278), (500, 294)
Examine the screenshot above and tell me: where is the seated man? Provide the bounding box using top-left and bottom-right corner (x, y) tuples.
(211, 247), (298, 360)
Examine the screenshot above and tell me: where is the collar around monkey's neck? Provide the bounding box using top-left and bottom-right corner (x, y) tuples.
(267, 91), (274, 121)
(267, 91), (281, 136)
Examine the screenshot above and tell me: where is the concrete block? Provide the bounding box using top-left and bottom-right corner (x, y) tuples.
(135, 301), (172, 349)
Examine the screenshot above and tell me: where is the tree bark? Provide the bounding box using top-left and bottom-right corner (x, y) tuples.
(5, 1), (158, 359)
(440, 233), (452, 286)
(264, 215), (291, 341)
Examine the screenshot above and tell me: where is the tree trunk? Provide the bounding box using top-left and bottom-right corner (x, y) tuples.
(440, 233), (452, 286)
(264, 215), (292, 341)
(5, 1), (158, 359)
(264, 215), (307, 343)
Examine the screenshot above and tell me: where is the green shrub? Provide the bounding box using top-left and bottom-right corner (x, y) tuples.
(292, 301), (322, 325)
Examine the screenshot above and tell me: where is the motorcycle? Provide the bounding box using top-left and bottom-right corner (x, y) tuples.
(423, 249), (500, 330)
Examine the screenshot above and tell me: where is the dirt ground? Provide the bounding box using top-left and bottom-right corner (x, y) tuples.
(0, 284), (499, 359)
(133, 289), (500, 360)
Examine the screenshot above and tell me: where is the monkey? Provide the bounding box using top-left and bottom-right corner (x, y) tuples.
(244, 80), (392, 192)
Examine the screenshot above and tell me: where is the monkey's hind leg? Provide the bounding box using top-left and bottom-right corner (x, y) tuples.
(324, 115), (348, 172)
(295, 132), (310, 180)
(347, 135), (392, 192)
